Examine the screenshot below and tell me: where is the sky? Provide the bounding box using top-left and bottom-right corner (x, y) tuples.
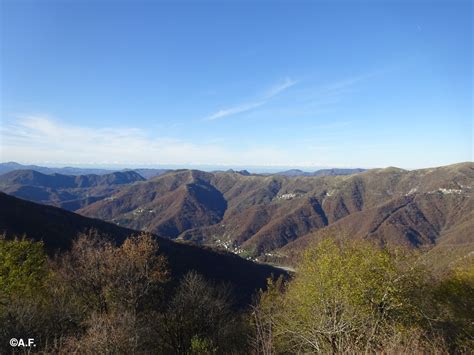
(0, 0), (472, 170)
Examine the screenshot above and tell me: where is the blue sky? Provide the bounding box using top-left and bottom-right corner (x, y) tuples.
(1, 0), (472, 170)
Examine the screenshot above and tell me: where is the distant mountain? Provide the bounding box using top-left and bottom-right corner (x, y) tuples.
(0, 162), (114, 175)
(0, 162), (362, 178)
(0, 169), (144, 188)
(0, 192), (285, 305)
(0, 162), (171, 179)
(124, 168), (170, 179)
(0, 169), (145, 210)
(274, 168), (365, 177)
(211, 169), (252, 176)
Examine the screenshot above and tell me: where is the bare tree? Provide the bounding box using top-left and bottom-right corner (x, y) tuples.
(56, 231), (168, 315)
(155, 271), (243, 354)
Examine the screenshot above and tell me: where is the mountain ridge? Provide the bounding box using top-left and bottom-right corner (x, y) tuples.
(0, 169), (145, 210)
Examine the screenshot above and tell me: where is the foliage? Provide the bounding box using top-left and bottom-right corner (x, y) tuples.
(0, 235), (48, 306)
(433, 264), (474, 351)
(0, 236), (83, 353)
(250, 239), (465, 353)
(190, 335), (217, 354)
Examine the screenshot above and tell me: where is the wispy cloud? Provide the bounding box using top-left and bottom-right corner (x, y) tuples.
(244, 70), (383, 124)
(205, 101), (266, 121)
(0, 71), (390, 168)
(0, 115), (301, 166)
(262, 77), (298, 99)
(204, 77), (297, 121)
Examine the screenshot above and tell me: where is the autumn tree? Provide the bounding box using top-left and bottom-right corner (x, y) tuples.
(53, 231), (169, 353)
(253, 239), (443, 353)
(56, 230), (168, 314)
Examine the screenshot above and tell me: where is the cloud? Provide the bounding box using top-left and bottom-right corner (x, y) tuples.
(205, 101), (265, 121)
(0, 115), (302, 167)
(0, 72), (388, 168)
(204, 77), (297, 121)
(263, 77), (298, 99)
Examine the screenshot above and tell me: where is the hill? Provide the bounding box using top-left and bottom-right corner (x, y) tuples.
(0, 192), (285, 305)
(129, 168), (171, 179)
(0, 161), (114, 175)
(0, 169), (145, 210)
(0, 162), (170, 179)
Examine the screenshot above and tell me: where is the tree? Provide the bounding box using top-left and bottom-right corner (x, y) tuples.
(61, 310), (143, 354)
(52, 231), (169, 353)
(106, 233), (169, 313)
(56, 230), (168, 314)
(254, 239), (438, 353)
(0, 235), (48, 307)
(250, 276), (285, 355)
(155, 271), (244, 354)
(0, 236), (78, 354)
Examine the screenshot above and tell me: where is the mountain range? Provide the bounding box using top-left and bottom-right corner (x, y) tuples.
(1, 162), (472, 268)
(0, 162), (170, 179)
(0, 169), (145, 211)
(268, 167), (366, 177)
(0, 162), (364, 178)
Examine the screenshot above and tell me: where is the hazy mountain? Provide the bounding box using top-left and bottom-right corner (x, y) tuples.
(0, 162), (173, 179)
(0, 192), (285, 305)
(0, 162), (114, 175)
(0, 169), (145, 211)
(273, 168), (365, 177)
(127, 168), (171, 179)
(211, 169), (252, 176)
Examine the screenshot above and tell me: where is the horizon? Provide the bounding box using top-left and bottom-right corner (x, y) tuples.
(1, 160), (471, 174)
(0, 160), (367, 174)
(1, 0), (472, 169)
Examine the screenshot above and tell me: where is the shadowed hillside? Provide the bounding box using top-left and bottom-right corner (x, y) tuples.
(0, 169), (145, 210)
(0, 192), (285, 305)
